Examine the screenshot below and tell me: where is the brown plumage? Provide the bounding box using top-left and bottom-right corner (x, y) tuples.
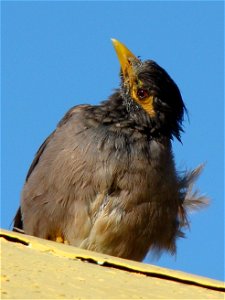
(13, 39), (207, 261)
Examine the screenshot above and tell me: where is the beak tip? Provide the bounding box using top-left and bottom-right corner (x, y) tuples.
(111, 38), (118, 46)
(111, 38), (138, 77)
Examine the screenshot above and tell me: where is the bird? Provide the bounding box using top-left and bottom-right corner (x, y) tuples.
(13, 38), (207, 261)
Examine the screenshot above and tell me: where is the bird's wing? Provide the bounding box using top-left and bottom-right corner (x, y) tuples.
(26, 104), (90, 181)
(13, 104), (91, 231)
(25, 131), (56, 181)
(13, 132), (55, 231)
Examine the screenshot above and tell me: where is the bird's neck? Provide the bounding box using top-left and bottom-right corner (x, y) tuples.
(83, 90), (166, 142)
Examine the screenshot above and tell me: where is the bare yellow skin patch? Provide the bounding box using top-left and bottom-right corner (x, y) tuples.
(137, 95), (156, 117)
(131, 83), (156, 118)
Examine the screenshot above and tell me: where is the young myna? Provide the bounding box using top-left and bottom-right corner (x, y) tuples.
(13, 39), (207, 261)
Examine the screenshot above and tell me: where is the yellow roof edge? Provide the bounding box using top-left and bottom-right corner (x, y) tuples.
(1, 228), (224, 292)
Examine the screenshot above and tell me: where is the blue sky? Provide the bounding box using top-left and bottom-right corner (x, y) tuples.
(1, 1), (224, 281)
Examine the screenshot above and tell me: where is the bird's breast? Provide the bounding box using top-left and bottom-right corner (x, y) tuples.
(89, 127), (174, 210)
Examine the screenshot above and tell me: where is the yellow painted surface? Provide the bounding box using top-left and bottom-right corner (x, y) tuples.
(1, 229), (224, 299)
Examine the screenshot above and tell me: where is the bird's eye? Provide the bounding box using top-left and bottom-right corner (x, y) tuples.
(137, 88), (149, 100)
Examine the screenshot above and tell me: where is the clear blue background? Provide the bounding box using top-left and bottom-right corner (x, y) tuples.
(2, 1), (224, 281)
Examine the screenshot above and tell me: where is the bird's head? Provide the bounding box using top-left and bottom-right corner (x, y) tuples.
(111, 39), (186, 141)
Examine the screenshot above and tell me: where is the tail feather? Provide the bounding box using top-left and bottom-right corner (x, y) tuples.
(13, 207), (24, 233)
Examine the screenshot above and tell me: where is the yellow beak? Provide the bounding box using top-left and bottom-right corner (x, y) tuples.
(111, 38), (140, 87)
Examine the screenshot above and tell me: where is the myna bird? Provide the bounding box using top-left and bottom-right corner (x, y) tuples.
(13, 39), (207, 261)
